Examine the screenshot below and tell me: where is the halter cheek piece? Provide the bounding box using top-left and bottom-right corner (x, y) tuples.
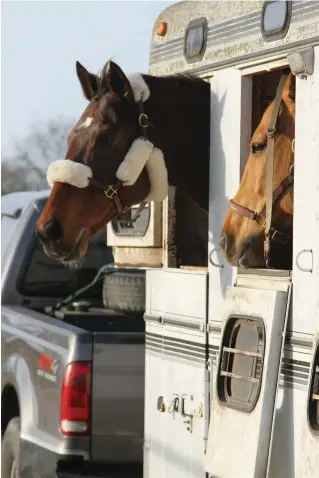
(228, 72), (294, 268)
(87, 99), (152, 224)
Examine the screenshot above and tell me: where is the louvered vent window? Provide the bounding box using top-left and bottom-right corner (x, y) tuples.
(217, 315), (265, 413)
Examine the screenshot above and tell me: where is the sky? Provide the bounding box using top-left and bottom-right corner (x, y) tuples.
(1, 0), (177, 156)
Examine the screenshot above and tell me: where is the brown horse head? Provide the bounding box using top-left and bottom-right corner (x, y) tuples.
(36, 60), (157, 262)
(220, 72), (295, 270)
(36, 58), (211, 264)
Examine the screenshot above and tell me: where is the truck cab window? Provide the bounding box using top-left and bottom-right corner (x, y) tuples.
(17, 230), (114, 300)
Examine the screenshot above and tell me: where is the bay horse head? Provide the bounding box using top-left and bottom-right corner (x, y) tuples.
(36, 60), (168, 263)
(220, 72), (295, 270)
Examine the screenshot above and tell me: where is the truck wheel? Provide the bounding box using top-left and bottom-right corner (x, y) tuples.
(103, 269), (146, 314)
(1, 417), (20, 478)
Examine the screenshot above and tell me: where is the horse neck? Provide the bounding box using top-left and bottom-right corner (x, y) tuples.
(142, 74), (211, 212)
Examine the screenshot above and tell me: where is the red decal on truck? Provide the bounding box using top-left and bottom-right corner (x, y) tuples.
(37, 354), (59, 382)
(38, 353), (54, 372)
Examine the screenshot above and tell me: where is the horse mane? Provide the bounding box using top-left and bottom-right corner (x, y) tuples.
(151, 72), (205, 82)
(143, 71), (207, 86)
(93, 62), (206, 101)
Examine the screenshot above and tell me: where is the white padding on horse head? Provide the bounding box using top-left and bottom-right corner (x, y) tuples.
(127, 73), (150, 103)
(47, 159), (93, 188)
(116, 137), (153, 186)
(144, 148), (168, 202)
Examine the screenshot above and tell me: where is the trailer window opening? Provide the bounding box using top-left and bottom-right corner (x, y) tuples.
(240, 67), (295, 272)
(175, 190), (208, 268)
(184, 17), (208, 63)
(111, 203), (151, 237)
(217, 315), (265, 413)
(17, 230), (114, 299)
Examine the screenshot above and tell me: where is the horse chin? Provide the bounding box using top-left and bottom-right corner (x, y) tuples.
(43, 230), (88, 265)
(235, 234), (292, 270)
(236, 235), (266, 269)
(237, 253), (265, 269)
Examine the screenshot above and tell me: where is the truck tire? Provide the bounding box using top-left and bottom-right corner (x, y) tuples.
(1, 417), (20, 478)
(103, 269), (146, 314)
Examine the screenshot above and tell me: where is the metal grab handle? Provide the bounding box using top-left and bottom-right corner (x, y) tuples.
(220, 370), (260, 384)
(222, 346), (262, 358)
(163, 317), (204, 331)
(209, 248), (224, 268)
(295, 249), (313, 273)
(144, 314), (204, 331)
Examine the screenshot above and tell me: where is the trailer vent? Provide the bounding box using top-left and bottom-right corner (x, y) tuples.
(217, 315), (265, 413)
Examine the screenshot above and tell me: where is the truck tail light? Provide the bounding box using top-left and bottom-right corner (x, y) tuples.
(60, 361), (91, 436)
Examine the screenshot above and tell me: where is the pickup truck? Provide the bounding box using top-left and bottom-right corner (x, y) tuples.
(1, 190), (145, 478)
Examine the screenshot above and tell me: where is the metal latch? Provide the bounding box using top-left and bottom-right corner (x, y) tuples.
(180, 394), (203, 433)
(181, 394), (203, 417)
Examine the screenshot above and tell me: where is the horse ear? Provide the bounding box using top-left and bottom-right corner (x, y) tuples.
(101, 60), (134, 102)
(76, 61), (99, 101)
(283, 72), (296, 101)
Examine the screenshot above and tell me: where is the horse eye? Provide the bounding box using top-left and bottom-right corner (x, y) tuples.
(106, 134), (114, 145)
(99, 125), (115, 144)
(251, 142), (266, 154)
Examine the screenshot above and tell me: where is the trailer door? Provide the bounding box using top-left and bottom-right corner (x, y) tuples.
(205, 272), (291, 478)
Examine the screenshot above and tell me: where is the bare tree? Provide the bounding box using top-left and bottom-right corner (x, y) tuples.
(2, 117), (74, 196)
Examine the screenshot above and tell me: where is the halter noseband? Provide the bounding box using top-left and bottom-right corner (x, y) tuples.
(87, 99), (152, 225)
(228, 72), (294, 268)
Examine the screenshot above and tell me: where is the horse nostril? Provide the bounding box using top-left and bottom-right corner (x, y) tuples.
(42, 218), (63, 243)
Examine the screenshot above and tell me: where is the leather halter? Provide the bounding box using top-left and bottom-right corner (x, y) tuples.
(228, 72), (294, 268)
(87, 99), (151, 224)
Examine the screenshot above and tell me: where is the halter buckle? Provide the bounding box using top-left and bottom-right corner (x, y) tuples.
(267, 126), (276, 138)
(139, 113), (149, 128)
(253, 211), (266, 227)
(270, 228), (289, 245)
(104, 185), (118, 199)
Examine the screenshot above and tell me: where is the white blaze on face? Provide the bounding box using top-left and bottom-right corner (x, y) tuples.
(79, 117), (94, 129)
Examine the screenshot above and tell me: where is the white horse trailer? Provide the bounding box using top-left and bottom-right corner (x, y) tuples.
(108, 1), (319, 477)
